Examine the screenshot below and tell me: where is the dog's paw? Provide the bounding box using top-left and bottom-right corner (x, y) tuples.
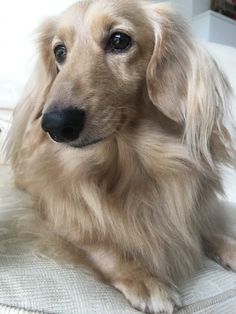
(214, 237), (236, 272)
(114, 277), (181, 314)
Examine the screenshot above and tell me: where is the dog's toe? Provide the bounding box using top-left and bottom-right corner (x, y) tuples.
(114, 277), (181, 314)
(213, 237), (236, 272)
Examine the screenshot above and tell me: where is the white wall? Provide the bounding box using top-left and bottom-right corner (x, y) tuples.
(0, 0), (76, 108)
(152, 0), (211, 20)
(192, 0), (211, 16)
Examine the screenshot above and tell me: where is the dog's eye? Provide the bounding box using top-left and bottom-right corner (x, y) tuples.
(54, 44), (67, 63)
(107, 32), (132, 53)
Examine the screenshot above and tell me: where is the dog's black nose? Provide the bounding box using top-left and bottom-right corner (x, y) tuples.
(42, 108), (85, 143)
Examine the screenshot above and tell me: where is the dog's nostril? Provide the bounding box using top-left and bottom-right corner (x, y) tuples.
(61, 127), (79, 141)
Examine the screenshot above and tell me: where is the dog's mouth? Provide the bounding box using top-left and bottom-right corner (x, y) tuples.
(45, 129), (110, 149)
(71, 137), (105, 148)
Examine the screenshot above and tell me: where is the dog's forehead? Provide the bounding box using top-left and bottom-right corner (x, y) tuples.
(58, 0), (150, 40)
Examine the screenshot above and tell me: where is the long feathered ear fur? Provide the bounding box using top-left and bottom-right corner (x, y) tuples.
(5, 18), (57, 164)
(146, 3), (235, 170)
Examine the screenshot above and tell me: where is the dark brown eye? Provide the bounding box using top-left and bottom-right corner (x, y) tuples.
(107, 32), (132, 53)
(54, 44), (67, 63)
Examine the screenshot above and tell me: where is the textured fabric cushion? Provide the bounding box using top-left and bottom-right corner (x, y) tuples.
(0, 164), (236, 314)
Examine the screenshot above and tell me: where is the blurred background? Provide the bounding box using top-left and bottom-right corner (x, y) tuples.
(0, 0), (235, 202)
(156, 0), (236, 46)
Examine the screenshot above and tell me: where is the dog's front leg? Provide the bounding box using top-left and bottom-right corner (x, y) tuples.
(85, 247), (181, 314)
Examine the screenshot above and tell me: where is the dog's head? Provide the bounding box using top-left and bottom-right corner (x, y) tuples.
(39, 0), (155, 148)
(8, 0), (235, 168)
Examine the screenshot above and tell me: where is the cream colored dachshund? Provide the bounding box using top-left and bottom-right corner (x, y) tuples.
(6, 0), (236, 313)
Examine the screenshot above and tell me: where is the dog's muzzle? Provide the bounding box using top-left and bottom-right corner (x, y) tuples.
(41, 108), (85, 143)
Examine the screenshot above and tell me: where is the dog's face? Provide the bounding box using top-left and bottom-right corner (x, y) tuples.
(14, 0), (230, 167)
(41, 0), (154, 148)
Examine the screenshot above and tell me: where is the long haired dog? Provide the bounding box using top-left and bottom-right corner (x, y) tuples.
(5, 0), (236, 313)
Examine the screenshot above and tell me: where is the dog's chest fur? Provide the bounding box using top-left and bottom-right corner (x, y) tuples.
(13, 120), (217, 281)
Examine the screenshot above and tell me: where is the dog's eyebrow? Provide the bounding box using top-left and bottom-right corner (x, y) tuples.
(55, 26), (76, 45)
(88, 13), (135, 43)
(89, 13), (116, 34)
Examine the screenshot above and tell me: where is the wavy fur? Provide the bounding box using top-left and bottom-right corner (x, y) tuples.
(5, 1), (236, 313)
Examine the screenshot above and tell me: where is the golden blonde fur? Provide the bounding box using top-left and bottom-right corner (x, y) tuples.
(5, 0), (236, 313)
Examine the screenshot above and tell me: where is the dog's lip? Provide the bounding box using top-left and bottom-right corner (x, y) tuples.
(45, 130), (109, 148)
(71, 137), (106, 148)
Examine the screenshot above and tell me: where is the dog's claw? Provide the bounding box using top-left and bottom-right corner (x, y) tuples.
(213, 253), (235, 272)
(213, 255), (221, 264)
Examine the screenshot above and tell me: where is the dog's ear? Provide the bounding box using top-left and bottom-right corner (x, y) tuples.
(146, 4), (235, 168)
(146, 4), (191, 123)
(5, 18), (57, 162)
